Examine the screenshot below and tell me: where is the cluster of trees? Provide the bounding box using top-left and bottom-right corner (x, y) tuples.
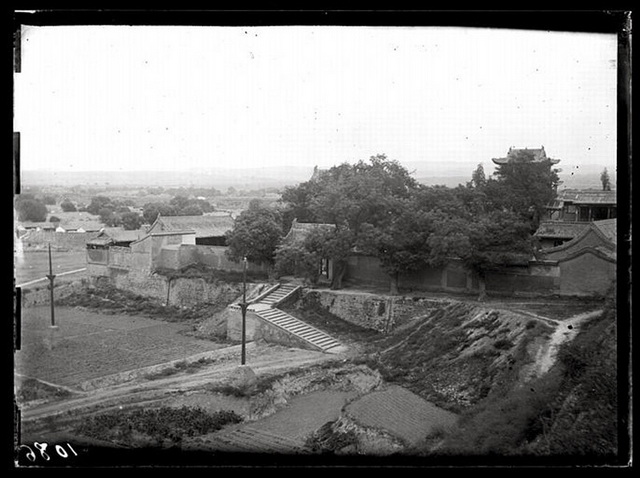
(15, 194), (49, 222)
(142, 196), (214, 223)
(225, 152), (560, 296)
(84, 196), (142, 230)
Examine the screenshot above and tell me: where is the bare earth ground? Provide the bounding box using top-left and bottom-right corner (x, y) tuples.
(15, 306), (230, 389)
(14, 250), (88, 286)
(15, 291), (604, 458)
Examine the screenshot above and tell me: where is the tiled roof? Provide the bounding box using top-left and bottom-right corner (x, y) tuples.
(492, 146), (560, 165)
(58, 221), (104, 231)
(20, 222), (55, 229)
(534, 221), (590, 239)
(155, 214), (234, 237)
(285, 219), (335, 243)
(593, 218), (617, 245)
(555, 189), (617, 205)
(86, 237), (113, 246)
(101, 227), (147, 243)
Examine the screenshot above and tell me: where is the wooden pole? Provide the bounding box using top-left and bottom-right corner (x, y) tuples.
(46, 243), (56, 327)
(240, 257), (247, 365)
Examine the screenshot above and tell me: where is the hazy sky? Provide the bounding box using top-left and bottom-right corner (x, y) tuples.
(14, 25), (618, 174)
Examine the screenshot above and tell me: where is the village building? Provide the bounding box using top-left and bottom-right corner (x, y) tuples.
(54, 220), (103, 234)
(536, 218), (617, 296)
(87, 227), (148, 248)
(535, 189), (617, 248)
(146, 213), (234, 246)
(86, 212), (267, 278)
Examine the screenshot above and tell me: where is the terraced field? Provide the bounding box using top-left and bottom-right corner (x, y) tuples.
(186, 390), (356, 453)
(345, 385), (458, 447)
(15, 306), (229, 390)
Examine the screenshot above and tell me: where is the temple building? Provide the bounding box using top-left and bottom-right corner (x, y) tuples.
(491, 146), (561, 165)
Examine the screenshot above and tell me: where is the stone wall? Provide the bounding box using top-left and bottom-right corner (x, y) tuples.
(300, 289), (393, 332)
(297, 289), (453, 332)
(105, 268), (246, 308)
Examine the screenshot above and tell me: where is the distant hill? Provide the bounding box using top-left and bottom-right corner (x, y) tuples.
(20, 161), (618, 191)
(21, 166), (316, 189)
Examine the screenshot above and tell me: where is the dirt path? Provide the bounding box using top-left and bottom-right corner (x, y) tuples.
(20, 343), (342, 424)
(529, 309), (603, 379)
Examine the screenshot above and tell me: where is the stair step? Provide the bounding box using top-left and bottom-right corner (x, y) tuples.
(260, 310), (286, 317)
(272, 320), (304, 330)
(315, 337), (336, 344)
(252, 291), (343, 353)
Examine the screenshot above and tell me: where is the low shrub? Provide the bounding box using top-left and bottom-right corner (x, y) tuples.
(76, 406), (242, 445)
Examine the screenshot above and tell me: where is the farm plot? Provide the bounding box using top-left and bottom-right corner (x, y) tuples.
(345, 384), (458, 447)
(15, 306), (229, 390)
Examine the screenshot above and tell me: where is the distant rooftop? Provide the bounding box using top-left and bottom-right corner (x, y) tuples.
(284, 219), (335, 243)
(152, 214), (234, 238)
(101, 227), (147, 243)
(554, 189), (617, 205)
(492, 146), (560, 165)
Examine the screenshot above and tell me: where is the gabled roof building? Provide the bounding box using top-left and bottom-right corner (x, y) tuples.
(147, 213), (234, 246)
(535, 189), (617, 248)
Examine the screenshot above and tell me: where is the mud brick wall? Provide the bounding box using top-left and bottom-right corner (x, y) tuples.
(559, 252), (616, 296)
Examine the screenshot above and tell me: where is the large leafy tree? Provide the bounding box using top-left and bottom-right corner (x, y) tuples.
(121, 212), (143, 231)
(278, 155), (419, 289)
(225, 205), (283, 272)
(142, 202), (178, 224)
(303, 226), (354, 290)
(86, 196), (112, 216)
(60, 199), (77, 212)
(279, 180), (321, 231)
(274, 241), (321, 285)
(428, 210), (533, 299)
(15, 197), (48, 222)
(357, 198), (434, 294)
(489, 150), (560, 229)
(600, 168), (612, 191)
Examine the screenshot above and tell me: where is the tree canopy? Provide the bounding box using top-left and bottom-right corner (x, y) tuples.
(15, 197), (48, 222)
(274, 153), (549, 295)
(60, 199), (77, 212)
(225, 205), (283, 269)
(600, 168), (612, 191)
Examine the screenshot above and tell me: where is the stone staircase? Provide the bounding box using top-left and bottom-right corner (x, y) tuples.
(256, 283), (300, 307)
(235, 282), (346, 354)
(252, 305), (345, 353)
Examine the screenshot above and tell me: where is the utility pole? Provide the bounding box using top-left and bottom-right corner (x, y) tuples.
(240, 256), (248, 365)
(46, 243), (56, 327)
